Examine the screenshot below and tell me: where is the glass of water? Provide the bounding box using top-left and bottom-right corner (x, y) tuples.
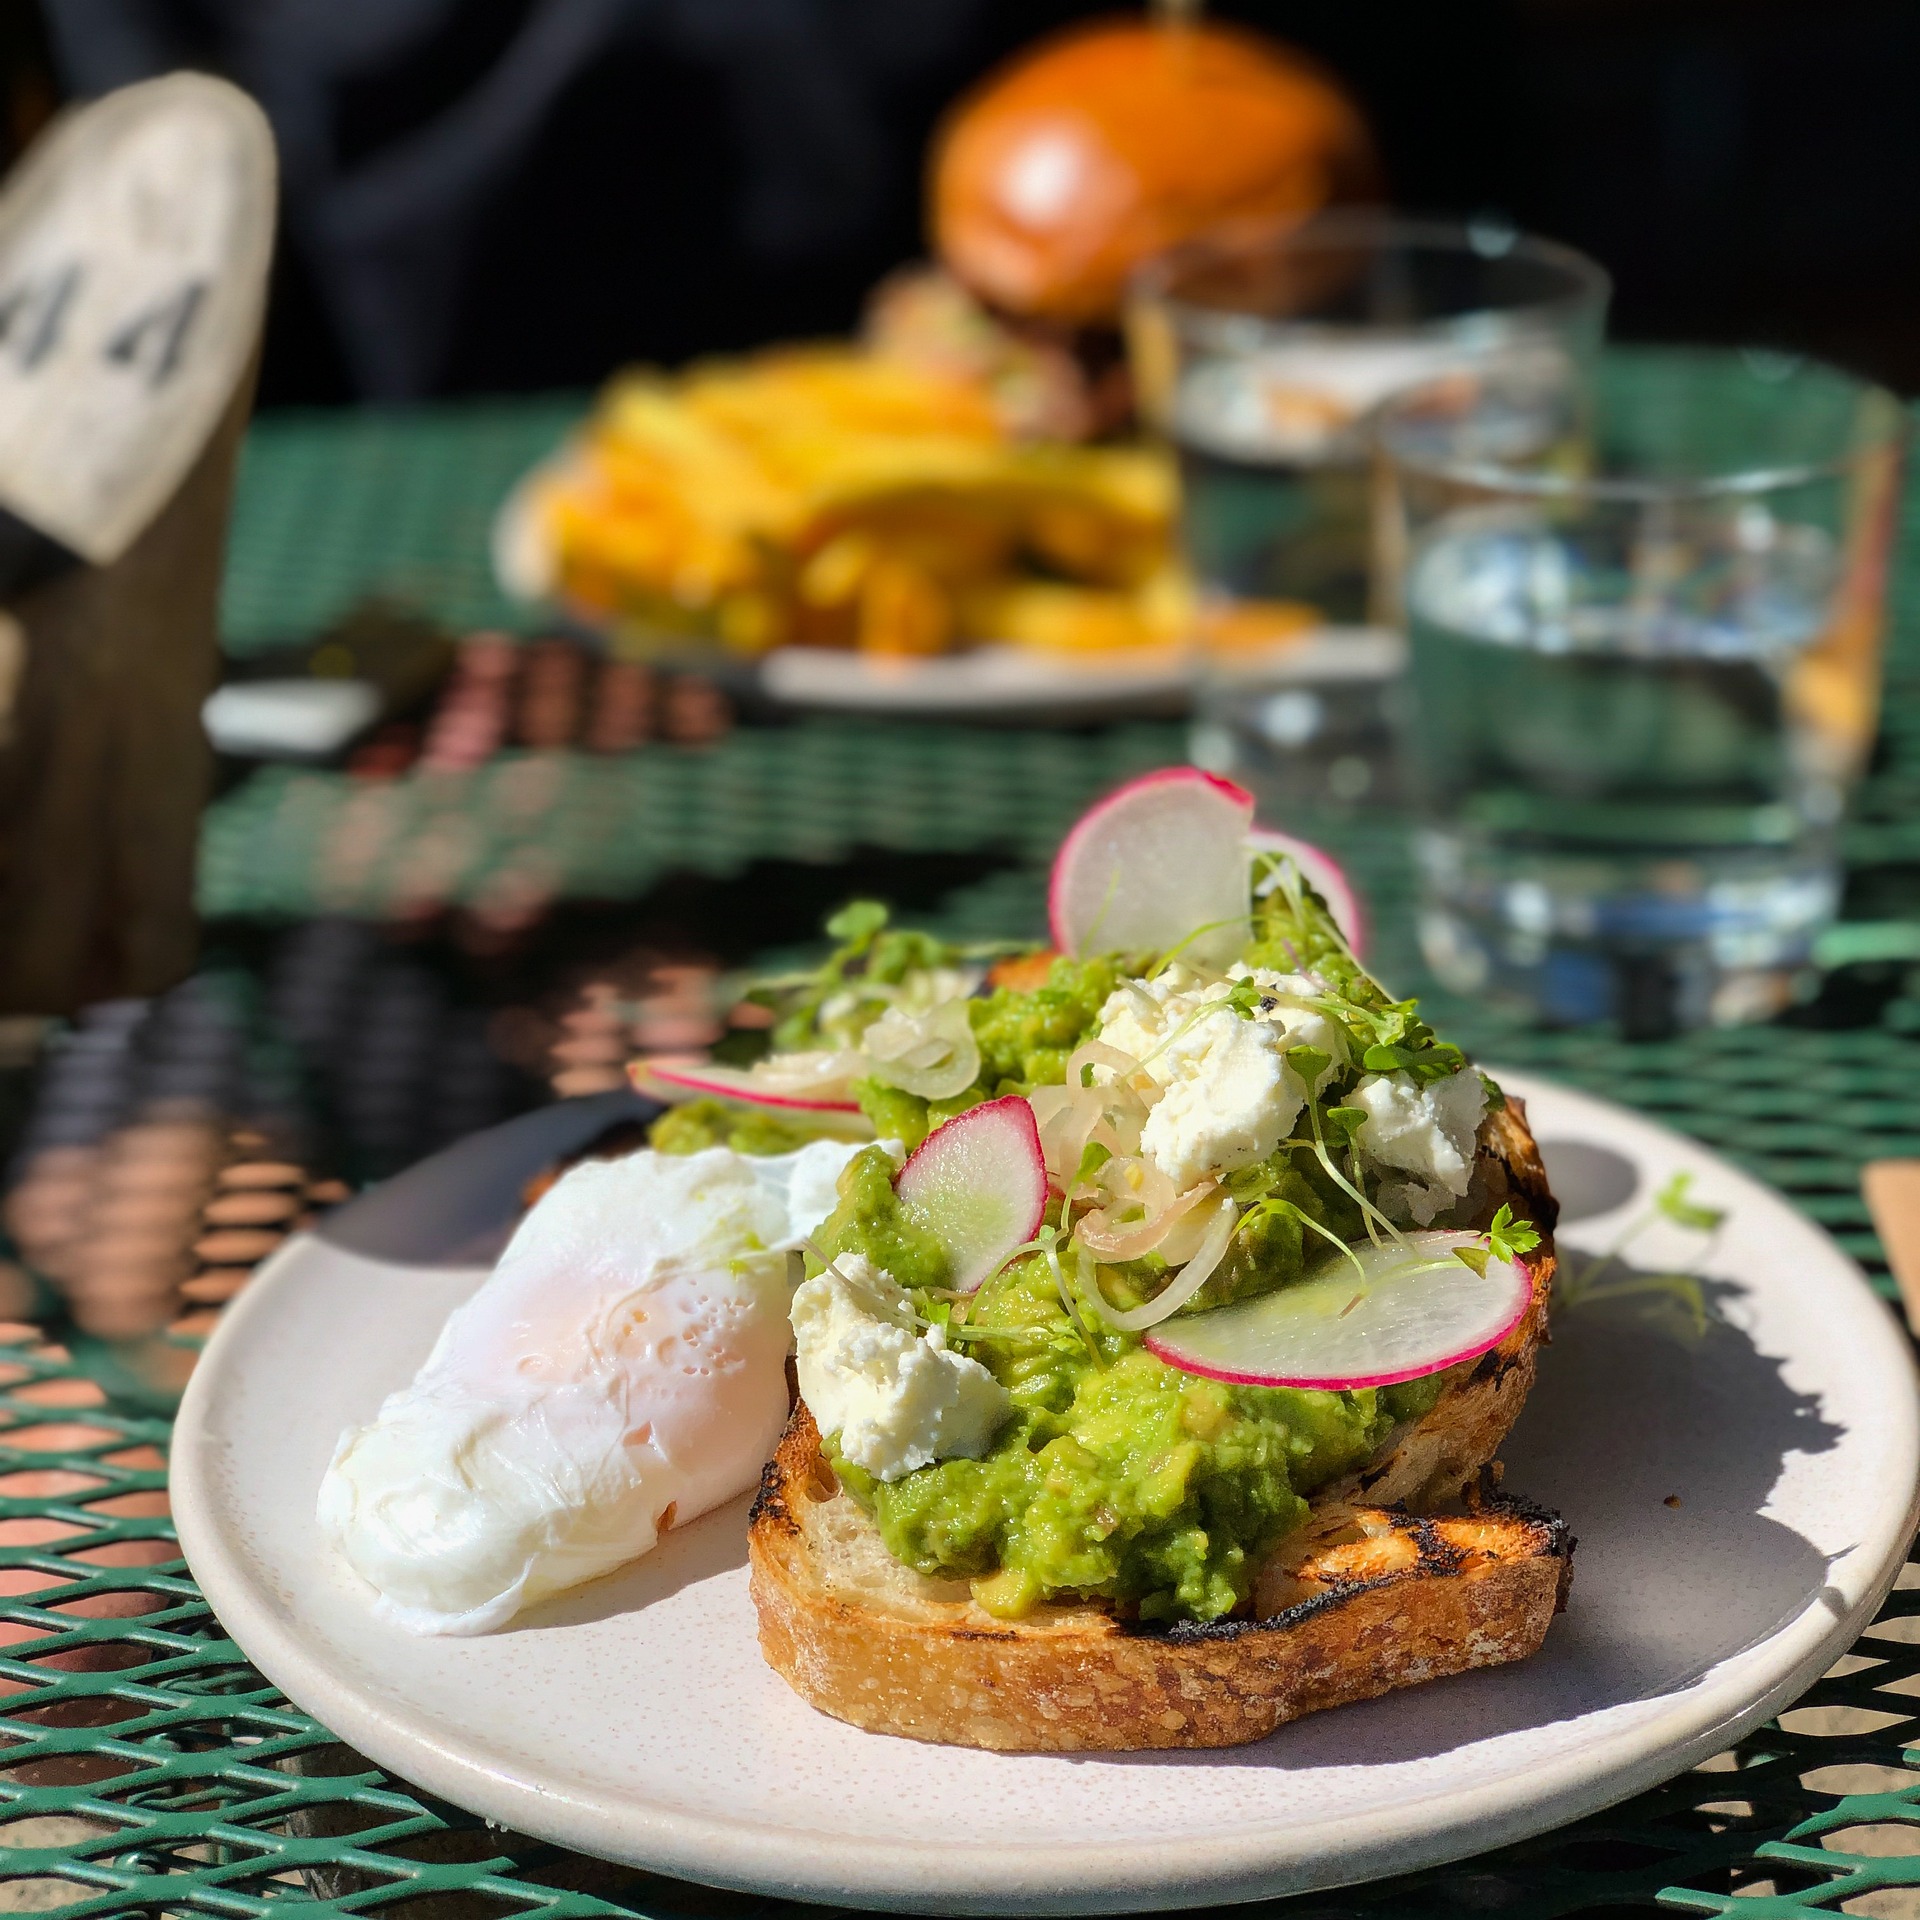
(1129, 210), (1609, 810)
(1380, 347), (1908, 1033)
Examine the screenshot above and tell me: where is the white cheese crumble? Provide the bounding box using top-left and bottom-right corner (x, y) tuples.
(1094, 964), (1346, 1191)
(791, 1254), (1012, 1482)
(1349, 1068), (1488, 1224)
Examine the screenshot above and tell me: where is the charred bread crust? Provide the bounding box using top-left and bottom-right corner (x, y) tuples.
(750, 1405), (1570, 1751)
(748, 1087), (1567, 1751)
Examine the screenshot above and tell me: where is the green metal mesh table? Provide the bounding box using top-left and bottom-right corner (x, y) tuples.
(6, 394), (1920, 1916)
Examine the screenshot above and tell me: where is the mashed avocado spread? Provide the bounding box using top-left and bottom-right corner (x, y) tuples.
(650, 870), (1493, 1625)
(813, 1145), (1441, 1621)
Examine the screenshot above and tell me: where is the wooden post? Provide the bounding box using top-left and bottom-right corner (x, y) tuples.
(0, 75), (276, 1016)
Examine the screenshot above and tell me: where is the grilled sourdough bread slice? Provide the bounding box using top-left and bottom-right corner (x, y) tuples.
(748, 1094), (1568, 1752)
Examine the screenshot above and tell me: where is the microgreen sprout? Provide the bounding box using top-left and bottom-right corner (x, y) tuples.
(1149, 914), (1253, 980)
(1234, 1190), (1370, 1283)
(1070, 1139), (1113, 1195)
(1286, 1045), (1407, 1253)
(823, 900), (888, 945)
(800, 1235), (859, 1290)
(1489, 1204), (1542, 1264)
(1556, 1171), (1728, 1342)
(1653, 1172), (1727, 1235)
(1361, 1040), (1468, 1082)
(1454, 1203), (1541, 1277)
(1055, 1241), (1102, 1362)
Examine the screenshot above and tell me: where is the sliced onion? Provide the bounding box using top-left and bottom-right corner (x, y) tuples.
(861, 998), (980, 1101)
(1028, 1084), (1089, 1181)
(1076, 1157), (1215, 1262)
(1075, 1150), (1173, 1236)
(1065, 1036), (1141, 1091)
(1082, 1195), (1239, 1333)
(1029, 1074), (1146, 1191)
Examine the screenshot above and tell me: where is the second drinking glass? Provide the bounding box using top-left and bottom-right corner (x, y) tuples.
(1380, 347), (1907, 1033)
(1129, 211), (1609, 810)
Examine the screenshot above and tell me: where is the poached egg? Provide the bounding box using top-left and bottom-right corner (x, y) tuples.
(317, 1138), (864, 1634)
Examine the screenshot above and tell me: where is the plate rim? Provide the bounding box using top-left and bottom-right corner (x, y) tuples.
(171, 1069), (1920, 1913)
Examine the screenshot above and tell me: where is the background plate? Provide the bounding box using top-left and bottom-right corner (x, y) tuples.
(172, 1073), (1920, 1914)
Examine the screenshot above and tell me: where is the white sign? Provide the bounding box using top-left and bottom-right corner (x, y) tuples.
(0, 73), (274, 564)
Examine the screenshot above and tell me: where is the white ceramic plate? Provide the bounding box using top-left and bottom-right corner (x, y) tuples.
(173, 1073), (1920, 1914)
(753, 640), (1194, 717)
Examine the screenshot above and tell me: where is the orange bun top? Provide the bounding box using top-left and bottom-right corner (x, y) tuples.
(932, 17), (1379, 328)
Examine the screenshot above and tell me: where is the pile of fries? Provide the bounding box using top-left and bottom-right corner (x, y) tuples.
(532, 349), (1185, 658)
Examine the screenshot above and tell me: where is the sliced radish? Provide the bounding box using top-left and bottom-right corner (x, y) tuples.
(630, 1052), (863, 1115)
(1248, 826), (1367, 958)
(1049, 769), (1254, 967)
(1144, 1231), (1530, 1390)
(895, 1096), (1048, 1293)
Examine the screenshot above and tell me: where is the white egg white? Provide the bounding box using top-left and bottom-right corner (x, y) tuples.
(316, 1138), (867, 1634)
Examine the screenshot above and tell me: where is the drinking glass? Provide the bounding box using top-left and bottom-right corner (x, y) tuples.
(1380, 346), (1907, 1033)
(1129, 211), (1609, 811)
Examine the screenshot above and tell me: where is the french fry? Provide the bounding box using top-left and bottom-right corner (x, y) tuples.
(539, 346), (1180, 657)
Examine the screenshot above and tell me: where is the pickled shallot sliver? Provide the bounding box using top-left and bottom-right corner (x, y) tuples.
(1082, 1196), (1239, 1332)
(1065, 1037), (1141, 1088)
(1145, 1232), (1531, 1389)
(1030, 1070), (1146, 1191)
(1075, 1172), (1216, 1262)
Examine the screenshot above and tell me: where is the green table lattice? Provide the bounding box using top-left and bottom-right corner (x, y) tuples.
(9, 394), (1920, 1916)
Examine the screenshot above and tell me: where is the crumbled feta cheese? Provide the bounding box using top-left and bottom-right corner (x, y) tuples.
(1093, 965), (1346, 1191)
(1349, 1069), (1488, 1224)
(790, 1254), (1011, 1482)
(1093, 966), (1195, 1072)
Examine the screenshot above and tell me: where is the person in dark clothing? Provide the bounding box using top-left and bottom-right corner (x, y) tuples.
(38, 0), (1920, 403)
(43, 0), (998, 400)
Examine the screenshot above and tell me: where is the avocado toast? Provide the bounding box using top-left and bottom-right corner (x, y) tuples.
(645, 772), (1570, 1750)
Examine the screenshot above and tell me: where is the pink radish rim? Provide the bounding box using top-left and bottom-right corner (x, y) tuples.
(1248, 825), (1367, 958)
(896, 1094), (1048, 1285)
(635, 1058), (862, 1115)
(1048, 767), (1255, 955)
(1143, 1256), (1535, 1392)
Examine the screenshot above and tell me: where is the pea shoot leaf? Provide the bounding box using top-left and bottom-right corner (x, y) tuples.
(1654, 1173), (1726, 1234)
